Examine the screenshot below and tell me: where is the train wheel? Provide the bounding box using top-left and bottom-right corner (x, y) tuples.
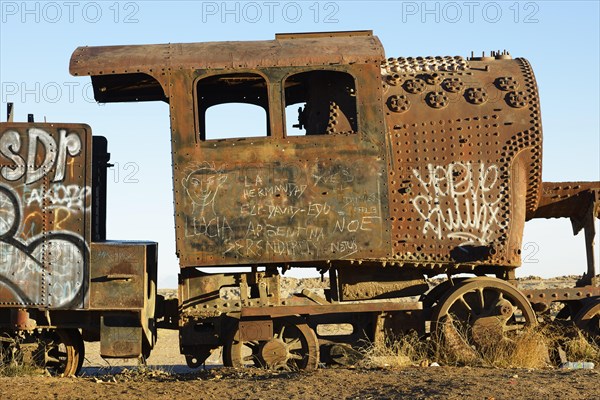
(42, 329), (84, 377)
(419, 278), (469, 313)
(431, 277), (536, 363)
(223, 330), (263, 368)
(573, 299), (600, 341)
(224, 318), (319, 371)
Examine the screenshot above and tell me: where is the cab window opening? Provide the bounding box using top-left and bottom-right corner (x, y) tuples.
(284, 70), (357, 136)
(197, 73), (270, 140)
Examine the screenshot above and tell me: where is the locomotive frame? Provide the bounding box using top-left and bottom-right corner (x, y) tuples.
(1, 31), (598, 374)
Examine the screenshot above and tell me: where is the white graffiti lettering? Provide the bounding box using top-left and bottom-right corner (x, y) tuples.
(224, 238), (319, 258)
(245, 222), (325, 241)
(334, 216), (378, 233)
(243, 182), (307, 199)
(184, 216), (233, 239)
(0, 128), (81, 184)
(26, 184), (91, 212)
(411, 162), (501, 245)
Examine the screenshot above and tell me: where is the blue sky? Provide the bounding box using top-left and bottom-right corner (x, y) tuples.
(1, 0), (599, 287)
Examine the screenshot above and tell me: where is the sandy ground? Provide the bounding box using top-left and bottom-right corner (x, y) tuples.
(1, 366), (598, 400)
(1, 276), (598, 399)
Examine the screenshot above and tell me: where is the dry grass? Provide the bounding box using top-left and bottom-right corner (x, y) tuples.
(92, 365), (175, 383)
(432, 321), (550, 369)
(358, 332), (431, 369)
(433, 318), (600, 369)
(563, 331), (600, 363)
(543, 322), (600, 365)
(0, 343), (41, 377)
(482, 327), (550, 368)
(357, 322), (558, 370)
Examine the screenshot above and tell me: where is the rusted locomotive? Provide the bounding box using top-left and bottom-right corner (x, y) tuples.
(1, 31), (598, 375)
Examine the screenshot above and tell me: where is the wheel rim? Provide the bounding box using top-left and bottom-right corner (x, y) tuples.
(574, 299), (600, 341)
(42, 329), (84, 377)
(224, 318), (319, 370)
(0, 329), (83, 376)
(223, 331), (263, 368)
(431, 277), (536, 362)
(419, 278), (468, 310)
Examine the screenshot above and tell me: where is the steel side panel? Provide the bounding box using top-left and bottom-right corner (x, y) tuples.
(89, 242), (150, 310)
(0, 123), (92, 309)
(169, 64), (392, 267)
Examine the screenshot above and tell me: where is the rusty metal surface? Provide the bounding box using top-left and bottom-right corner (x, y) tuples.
(521, 287), (600, 305)
(0, 123), (92, 309)
(383, 56), (543, 270)
(70, 32), (556, 275)
(69, 32), (384, 82)
(166, 58), (390, 268)
(100, 314), (143, 358)
(89, 241), (156, 310)
(336, 267), (428, 301)
(239, 319), (273, 341)
(532, 182), (599, 220)
(71, 32), (390, 269)
(531, 182), (599, 283)
(240, 301), (422, 318)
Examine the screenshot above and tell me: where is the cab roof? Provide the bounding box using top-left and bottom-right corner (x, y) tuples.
(69, 31), (384, 76)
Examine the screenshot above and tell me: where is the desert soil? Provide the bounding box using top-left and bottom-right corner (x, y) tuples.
(0, 276), (598, 399)
(1, 366), (599, 400)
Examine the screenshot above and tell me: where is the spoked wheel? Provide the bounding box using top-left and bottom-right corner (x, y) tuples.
(41, 329), (84, 376)
(431, 277), (536, 362)
(419, 278), (468, 317)
(224, 317), (319, 371)
(574, 299), (600, 342)
(223, 328), (263, 368)
(0, 329), (83, 377)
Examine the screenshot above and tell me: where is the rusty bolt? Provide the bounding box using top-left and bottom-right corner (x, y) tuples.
(387, 73), (402, 86)
(499, 303), (513, 316)
(442, 77), (464, 93)
(388, 94), (411, 113)
(496, 76), (519, 91)
(425, 73), (442, 85)
(426, 91), (449, 109)
(403, 78), (426, 94)
(465, 87), (488, 105)
(506, 90), (529, 108)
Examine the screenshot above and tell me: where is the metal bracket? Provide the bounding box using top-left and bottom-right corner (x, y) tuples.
(238, 319), (273, 341)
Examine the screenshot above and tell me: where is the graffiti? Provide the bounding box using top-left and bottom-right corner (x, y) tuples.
(244, 223), (325, 241)
(182, 162), (227, 216)
(224, 238), (320, 258)
(0, 128), (81, 184)
(411, 162), (501, 245)
(239, 202), (331, 220)
(243, 177), (307, 199)
(334, 215), (380, 233)
(0, 185), (87, 308)
(184, 216), (233, 239)
(343, 193), (379, 207)
(181, 161), (386, 261)
(26, 184), (91, 212)
(311, 166), (354, 187)
(330, 239), (358, 258)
